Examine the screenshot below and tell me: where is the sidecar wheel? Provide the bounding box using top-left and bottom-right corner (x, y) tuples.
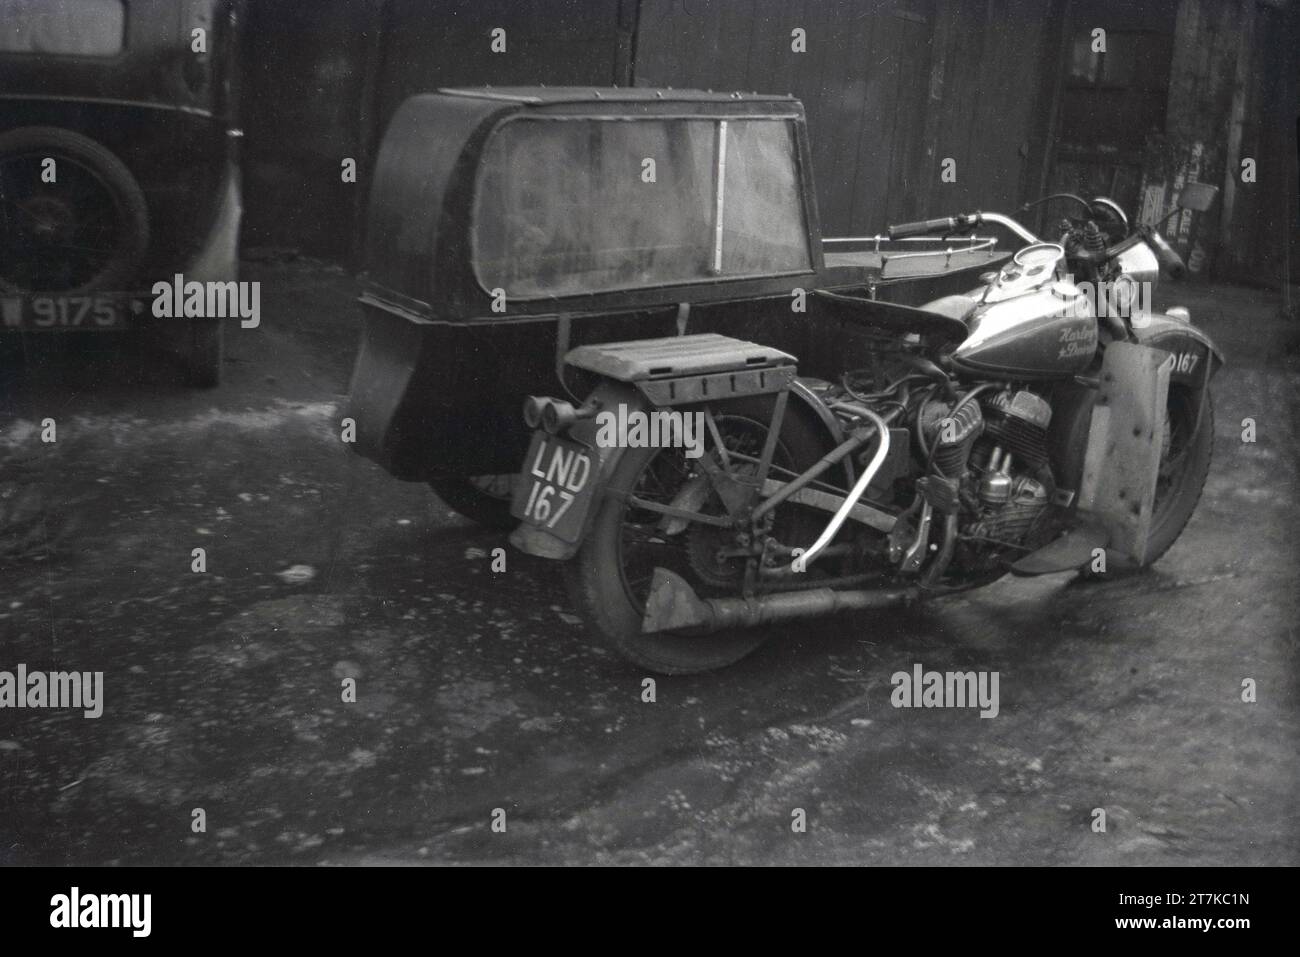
(565, 396), (837, 674)
(429, 474), (518, 531)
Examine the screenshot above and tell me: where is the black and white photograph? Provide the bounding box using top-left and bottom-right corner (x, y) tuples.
(1, 0), (1297, 906)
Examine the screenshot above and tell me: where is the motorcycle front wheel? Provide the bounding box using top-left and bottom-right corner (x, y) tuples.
(1143, 384), (1215, 564)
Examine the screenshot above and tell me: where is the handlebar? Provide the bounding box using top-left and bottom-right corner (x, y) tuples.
(888, 211), (1040, 245)
(1142, 225), (1187, 279)
(888, 217), (963, 239)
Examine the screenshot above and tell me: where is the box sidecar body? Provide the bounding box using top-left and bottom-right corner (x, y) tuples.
(346, 87), (1005, 485)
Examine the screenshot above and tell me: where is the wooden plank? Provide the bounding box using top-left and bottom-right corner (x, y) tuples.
(848, 10), (892, 233)
(1078, 342), (1171, 566)
(804, 0), (870, 235)
(884, 14), (933, 224)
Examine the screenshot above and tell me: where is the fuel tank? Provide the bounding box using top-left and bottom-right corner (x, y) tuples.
(949, 283), (1097, 379)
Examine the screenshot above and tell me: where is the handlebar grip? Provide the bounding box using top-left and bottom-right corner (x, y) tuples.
(1155, 243), (1187, 279)
(1144, 226), (1188, 278)
(888, 217), (958, 239)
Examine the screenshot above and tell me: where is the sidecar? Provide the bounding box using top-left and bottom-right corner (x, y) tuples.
(346, 87), (1005, 519)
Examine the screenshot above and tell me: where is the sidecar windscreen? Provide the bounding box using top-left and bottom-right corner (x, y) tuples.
(472, 117), (811, 298)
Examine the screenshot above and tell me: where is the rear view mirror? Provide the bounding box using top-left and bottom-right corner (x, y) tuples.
(1177, 182), (1218, 213)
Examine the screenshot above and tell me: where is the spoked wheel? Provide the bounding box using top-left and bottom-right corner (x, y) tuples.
(0, 127), (149, 294)
(1144, 384), (1214, 564)
(565, 396), (840, 674)
(429, 473), (519, 530)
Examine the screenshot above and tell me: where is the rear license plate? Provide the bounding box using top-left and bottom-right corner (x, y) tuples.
(512, 432), (598, 543)
(1, 294), (146, 330)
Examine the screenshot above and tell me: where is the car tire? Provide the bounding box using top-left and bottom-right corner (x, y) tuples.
(0, 126), (150, 294)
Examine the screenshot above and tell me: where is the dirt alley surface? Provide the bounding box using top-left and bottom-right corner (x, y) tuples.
(1, 262), (1297, 865)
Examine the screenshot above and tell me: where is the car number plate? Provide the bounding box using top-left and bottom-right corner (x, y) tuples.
(1, 294), (145, 330)
(511, 432), (598, 543)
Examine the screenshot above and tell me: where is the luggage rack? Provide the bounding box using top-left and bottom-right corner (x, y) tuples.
(822, 234), (1001, 280)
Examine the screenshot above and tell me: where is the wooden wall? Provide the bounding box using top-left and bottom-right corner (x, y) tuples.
(238, 0), (1294, 284)
(241, 0), (633, 255)
(634, 0), (1060, 236)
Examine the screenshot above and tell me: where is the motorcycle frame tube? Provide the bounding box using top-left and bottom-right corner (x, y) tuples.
(787, 408), (892, 572)
(511, 378), (858, 562)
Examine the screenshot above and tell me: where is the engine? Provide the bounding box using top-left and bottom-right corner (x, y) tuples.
(923, 387), (1057, 568)
(823, 361), (1063, 582)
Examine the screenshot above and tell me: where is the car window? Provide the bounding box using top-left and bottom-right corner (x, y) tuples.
(0, 0), (126, 57)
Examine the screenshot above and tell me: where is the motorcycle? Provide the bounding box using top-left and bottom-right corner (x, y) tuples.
(511, 185), (1224, 673)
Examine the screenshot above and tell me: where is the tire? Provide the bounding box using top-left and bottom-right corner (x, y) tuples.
(185, 320), (224, 388)
(565, 395), (841, 674)
(1143, 384), (1214, 564)
(0, 127), (150, 294)
(429, 474), (519, 531)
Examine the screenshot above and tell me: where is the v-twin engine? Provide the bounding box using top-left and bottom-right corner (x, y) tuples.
(923, 387), (1056, 559)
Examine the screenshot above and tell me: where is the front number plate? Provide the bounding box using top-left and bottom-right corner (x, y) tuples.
(511, 432), (598, 544)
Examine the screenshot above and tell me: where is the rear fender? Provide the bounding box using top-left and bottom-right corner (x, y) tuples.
(509, 375), (846, 561)
(509, 379), (646, 560)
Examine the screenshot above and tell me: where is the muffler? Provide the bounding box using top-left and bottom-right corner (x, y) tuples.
(642, 567), (914, 633)
(522, 395), (599, 433)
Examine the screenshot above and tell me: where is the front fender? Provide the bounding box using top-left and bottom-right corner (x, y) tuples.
(1050, 312), (1223, 499)
(1132, 311), (1225, 390)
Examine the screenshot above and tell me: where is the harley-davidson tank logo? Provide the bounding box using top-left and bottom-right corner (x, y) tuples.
(1057, 321), (1096, 361)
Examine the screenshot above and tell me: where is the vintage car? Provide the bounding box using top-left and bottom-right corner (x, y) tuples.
(0, 0), (243, 386)
(346, 86), (1007, 525)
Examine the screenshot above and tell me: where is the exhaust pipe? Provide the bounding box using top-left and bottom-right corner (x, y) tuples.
(522, 395), (598, 433)
(642, 567), (915, 633)
(522, 395), (550, 430)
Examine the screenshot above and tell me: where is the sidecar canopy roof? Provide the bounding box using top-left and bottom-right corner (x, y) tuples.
(438, 86), (799, 105)
(363, 86), (823, 323)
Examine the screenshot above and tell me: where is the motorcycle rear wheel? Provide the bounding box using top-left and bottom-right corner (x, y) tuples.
(564, 395), (838, 674)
